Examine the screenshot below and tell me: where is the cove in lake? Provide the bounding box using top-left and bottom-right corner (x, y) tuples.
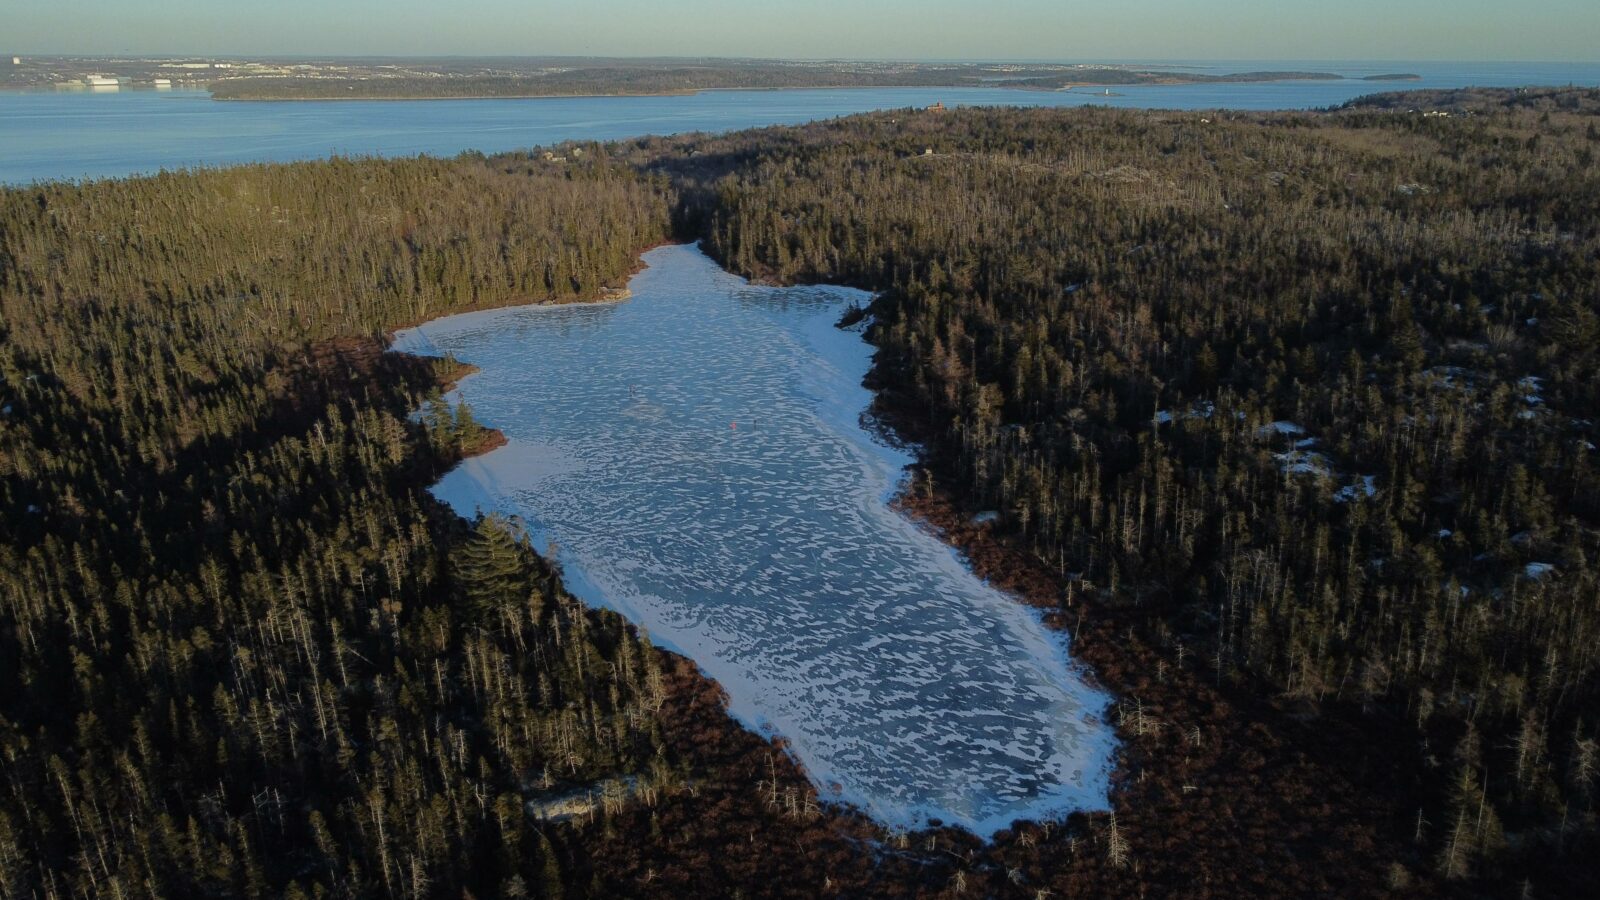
(391, 244), (1117, 834)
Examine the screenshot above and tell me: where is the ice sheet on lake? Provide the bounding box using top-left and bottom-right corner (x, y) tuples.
(394, 244), (1116, 835)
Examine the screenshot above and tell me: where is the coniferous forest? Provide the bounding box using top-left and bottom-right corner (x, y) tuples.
(3, 87), (1599, 897)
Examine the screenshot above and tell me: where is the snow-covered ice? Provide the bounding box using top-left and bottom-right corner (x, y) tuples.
(393, 244), (1116, 835)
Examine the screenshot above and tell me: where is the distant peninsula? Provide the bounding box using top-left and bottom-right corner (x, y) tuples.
(0, 56), (1408, 101)
(208, 66), (974, 100)
(1, 56), (1428, 99)
(205, 62), (1358, 101)
(1001, 69), (1348, 91)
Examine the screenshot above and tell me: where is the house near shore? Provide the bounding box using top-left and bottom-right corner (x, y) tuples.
(926, 101), (946, 112)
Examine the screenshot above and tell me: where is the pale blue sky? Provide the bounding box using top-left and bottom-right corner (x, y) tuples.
(7, 1), (1598, 61)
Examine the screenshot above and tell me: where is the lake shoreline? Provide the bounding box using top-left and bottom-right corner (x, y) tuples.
(705, 237), (1430, 886)
(412, 237), (1429, 855)
(382, 240), (682, 342)
(407, 344), (920, 882)
(393, 243), (1118, 836)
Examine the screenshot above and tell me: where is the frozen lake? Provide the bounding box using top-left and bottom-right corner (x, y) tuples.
(392, 244), (1116, 834)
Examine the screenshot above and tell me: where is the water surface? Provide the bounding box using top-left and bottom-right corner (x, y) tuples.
(393, 244), (1117, 834)
(5, 61), (1597, 184)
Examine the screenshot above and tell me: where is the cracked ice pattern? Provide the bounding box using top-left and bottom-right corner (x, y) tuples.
(393, 244), (1115, 834)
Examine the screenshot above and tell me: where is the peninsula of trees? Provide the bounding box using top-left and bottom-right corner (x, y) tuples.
(203, 61), (1357, 101)
(0, 55), (1397, 100)
(2, 86), (1597, 897)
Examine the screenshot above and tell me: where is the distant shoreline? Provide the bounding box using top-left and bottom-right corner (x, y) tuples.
(206, 74), (1408, 103)
(213, 88), (703, 102)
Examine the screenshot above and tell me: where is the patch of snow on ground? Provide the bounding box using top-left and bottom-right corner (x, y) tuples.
(1258, 421), (1306, 438)
(1154, 402), (1217, 427)
(1334, 475), (1379, 503)
(1270, 440), (1375, 502)
(1423, 366), (1478, 390)
(1520, 375), (1545, 407)
(1275, 450), (1332, 477)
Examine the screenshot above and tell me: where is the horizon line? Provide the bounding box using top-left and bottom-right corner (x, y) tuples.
(8, 52), (1600, 66)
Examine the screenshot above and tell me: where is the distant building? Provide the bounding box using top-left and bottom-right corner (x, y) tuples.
(926, 101), (946, 113)
(11, 57), (20, 66)
(84, 75), (123, 87)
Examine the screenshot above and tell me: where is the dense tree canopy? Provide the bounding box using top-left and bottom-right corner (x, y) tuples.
(641, 90), (1600, 889)
(0, 154), (678, 897)
(3, 88), (1598, 897)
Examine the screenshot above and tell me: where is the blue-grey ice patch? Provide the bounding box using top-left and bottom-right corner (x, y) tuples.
(392, 244), (1116, 835)
(1525, 562), (1556, 580)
